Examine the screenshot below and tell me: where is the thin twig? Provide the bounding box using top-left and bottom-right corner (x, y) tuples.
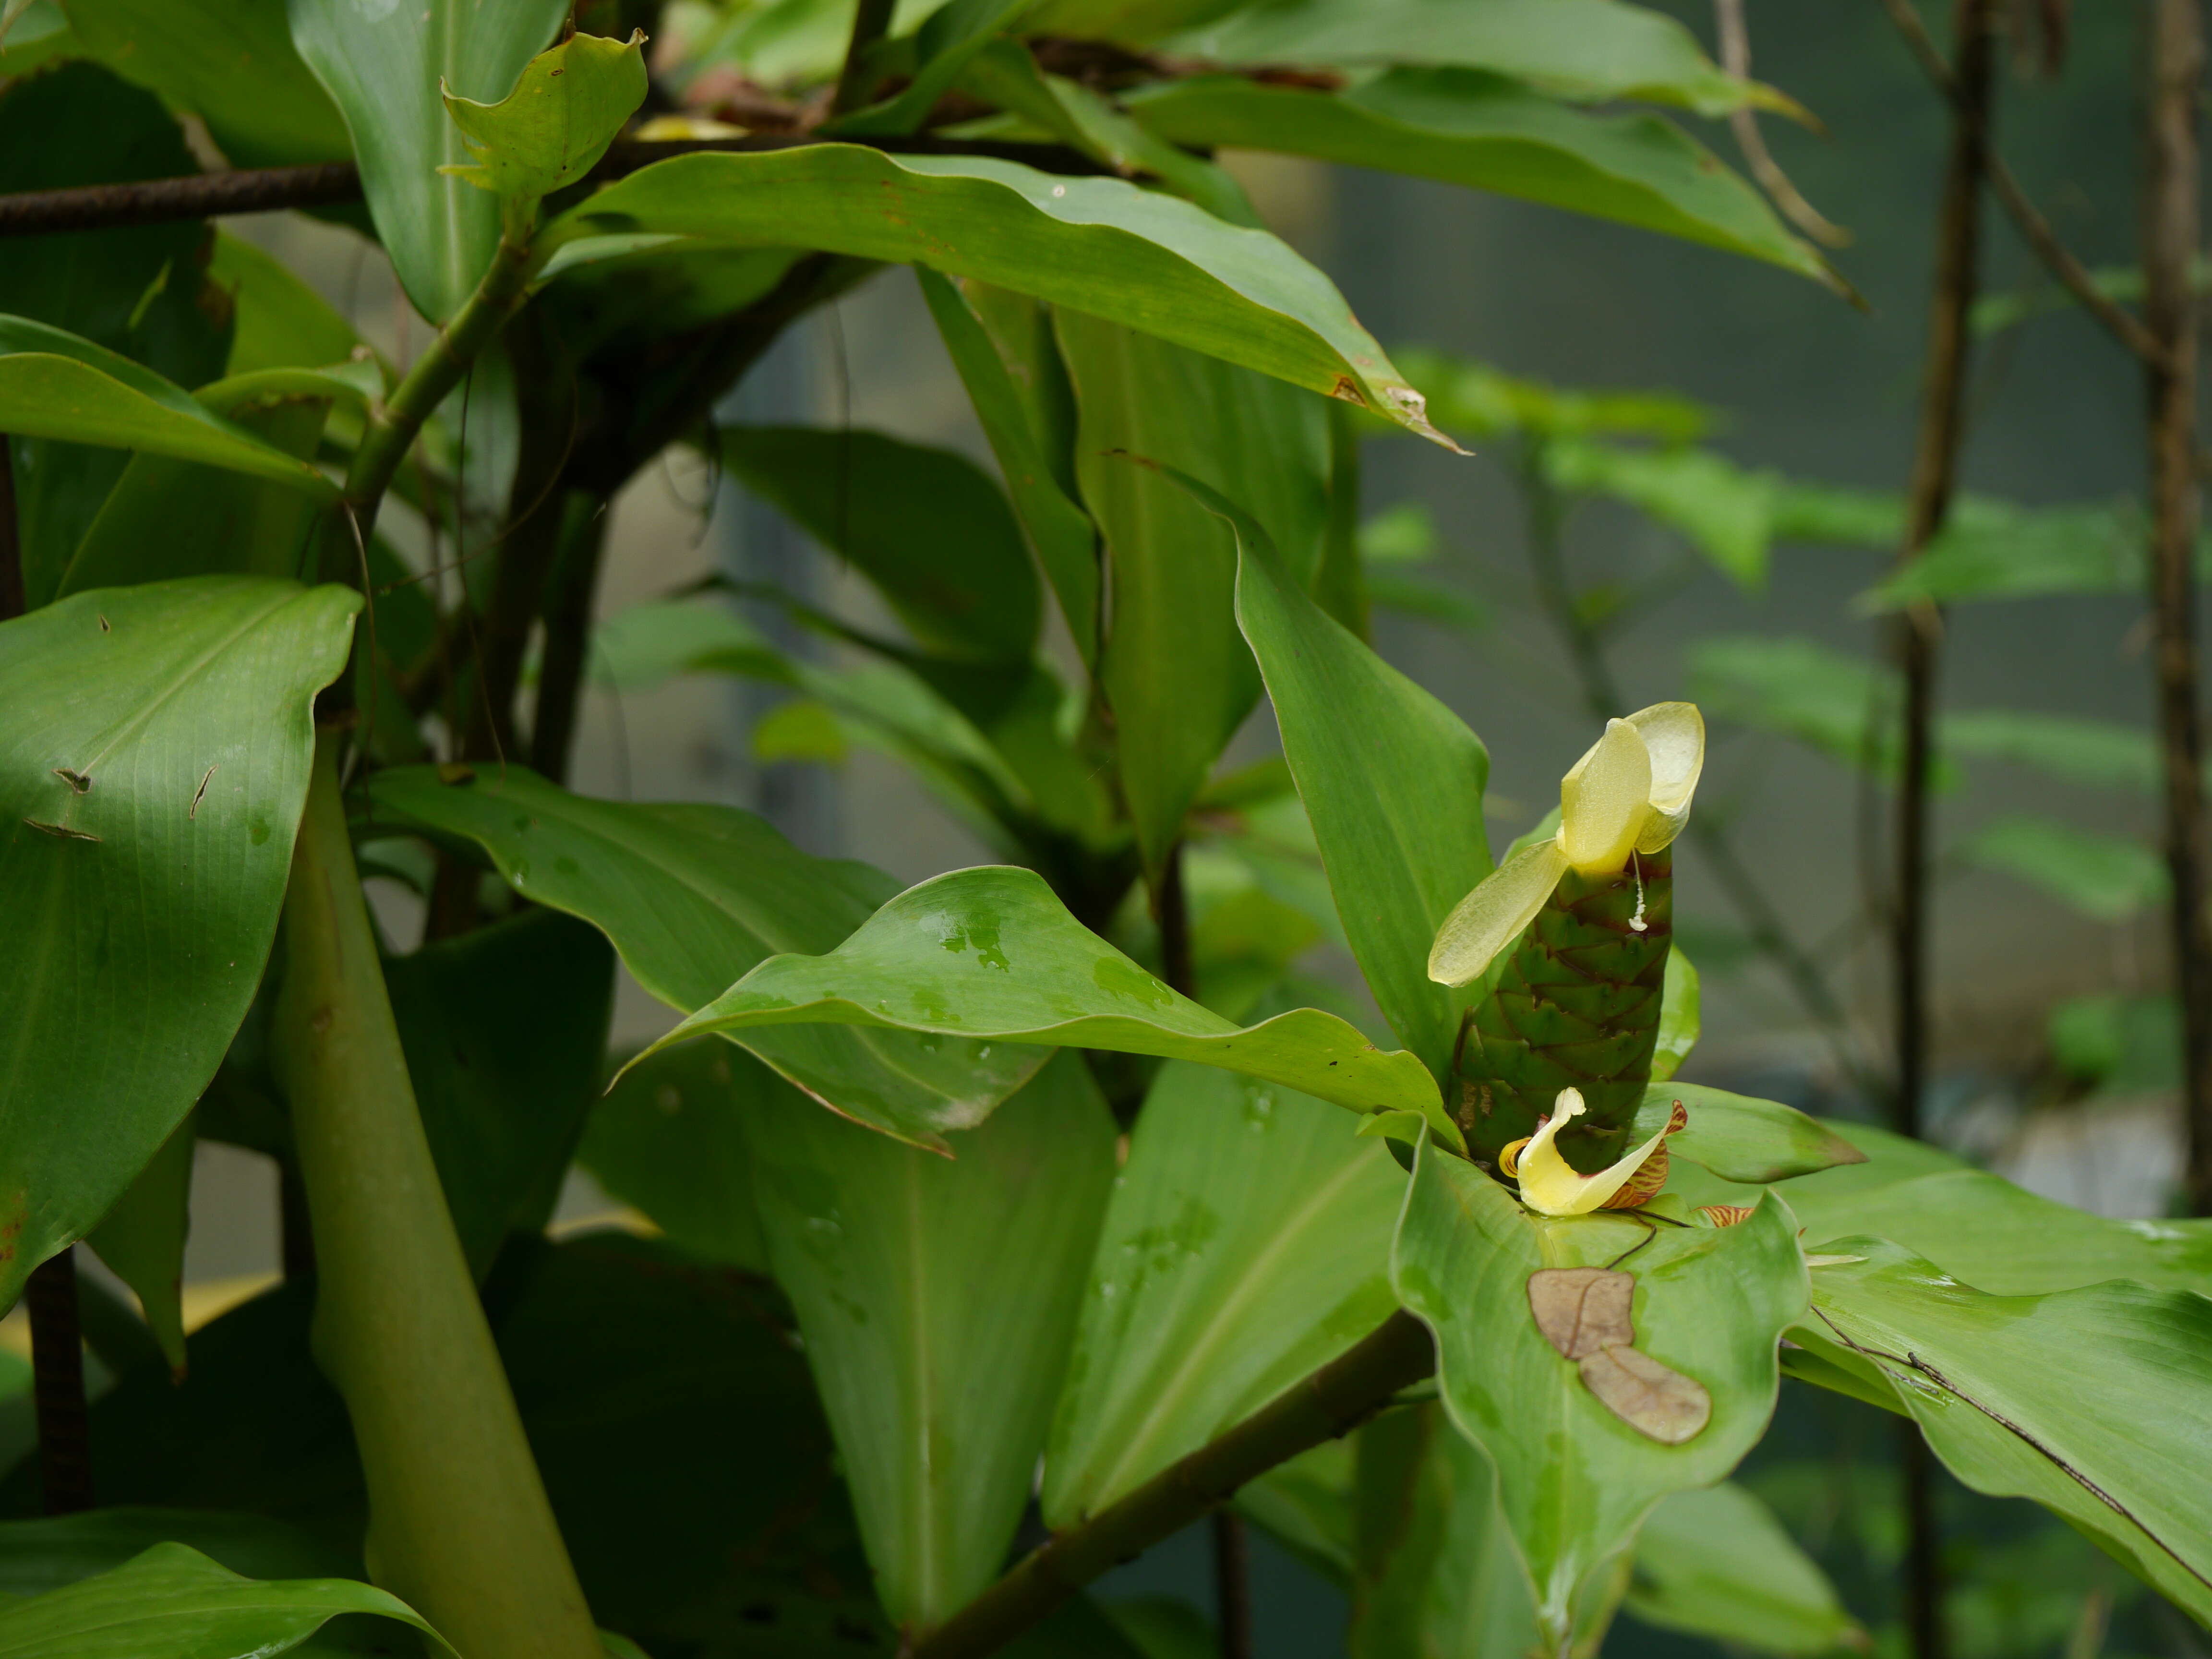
(1713, 0), (1851, 248)
(0, 435), (23, 621)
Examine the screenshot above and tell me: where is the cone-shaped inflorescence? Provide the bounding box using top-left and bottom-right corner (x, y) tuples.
(1453, 851), (1671, 1173)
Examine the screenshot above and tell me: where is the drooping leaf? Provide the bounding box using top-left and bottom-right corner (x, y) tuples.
(1042, 1056), (1408, 1524)
(81, 1114), (195, 1373)
(0, 1508), (354, 1598)
(1053, 317), (1333, 874)
(208, 232), (372, 380)
(363, 765), (1043, 1150)
(1624, 1483), (1863, 1655)
(0, 577), (358, 1310)
(1956, 815), (2166, 923)
(1396, 349), (1712, 446)
(1650, 947), (1697, 1082)
(287, 0), (568, 320)
(1628, 1083), (1864, 1184)
(1857, 501), (2143, 610)
(1152, 466), (1492, 1086)
(633, 865), (1460, 1142)
(747, 1052), (1116, 1630)
(917, 271), (1101, 663)
(543, 146), (1457, 443)
(1128, 72), (1825, 280)
(1164, 0), (1788, 118)
(1792, 1240), (2212, 1625)
(1940, 709), (2159, 793)
(385, 908), (615, 1279)
(1235, 1439), (1355, 1588)
(1391, 1142), (1805, 1647)
(1687, 634), (1897, 773)
(0, 1542), (454, 1659)
(441, 29), (647, 201)
(64, 0), (350, 168)
(578, 1041), (769, 1274)
(718, 424), (1042, 663)
(0, 317), (336, 497)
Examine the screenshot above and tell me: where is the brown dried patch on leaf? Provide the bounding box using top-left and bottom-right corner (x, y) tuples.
(1576, 1345), (1711, 1444)
(1527, 1266), (1635, 1360)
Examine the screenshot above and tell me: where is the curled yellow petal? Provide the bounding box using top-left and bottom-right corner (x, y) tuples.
(1625, 701), (1705, 854)
(1559, 718), (1651, 874)
(1513, 1088), (1686, 1216)
(1427, 838), (1570, 986)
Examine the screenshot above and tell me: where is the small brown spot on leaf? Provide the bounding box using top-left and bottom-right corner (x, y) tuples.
(1576, 1344), (1711, 1443)
(1328, 375), (1366, 405)
(23, 818), (98, 842)
(1528, 1266), (1635, 1359)
(97, 614), (111, 633)
(189, 763), (217, 819)
(53, 768), (91, 793)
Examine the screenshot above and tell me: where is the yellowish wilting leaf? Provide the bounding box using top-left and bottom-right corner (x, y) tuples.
(1527, 1267), (1635, 1360)
(1576, 1345), (1712, 1444)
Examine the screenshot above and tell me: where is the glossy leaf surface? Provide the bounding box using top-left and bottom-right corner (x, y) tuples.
(0, 1509), (353, 1598)
(748, 1052), (1116, 1629)
(1182, 465), (1491, 1084)
(547, 147), (1453, 442)
(578, 1041), (769, 1274)
(364, 765), (1039, 1150)
(1629, 1083), (1865, 1184)
(1043, 1058), (1407, 1524)
(0, 1541), (452, 1658)
(1129, 73), (1824, 279)
(639, 866), (1457, 1138)
(1392, 1143), (1805, 1645)
(0, 577), (357, 1308)
(442, 29), (646, 200)
(287, 0), (567, 320)
(1796, 1240), (2212, 1624)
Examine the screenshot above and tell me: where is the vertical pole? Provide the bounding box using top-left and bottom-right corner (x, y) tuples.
(25, 1251), (93, 1515)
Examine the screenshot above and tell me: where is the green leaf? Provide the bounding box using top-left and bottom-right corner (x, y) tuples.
(747, 1051), (1116, 1629)
(1391, 1143), (1806, 1647)
(635, 865), (1460, 1139)
(1547, 439), (1779, 589)
(831, 0), (1036, 138)
(0, 1541), (455, 1658)
(1940, 708), (2159, 792)
(718, 425), (1042, 662)
(441, 29), (647, 201)
(287, 0), (567, 320)
(1172, 464), (1492, 1087)
(1625, 1483), (1862, 1655)
(1042, 1056), (1408, 1524)
(0, 316), (336, 497)
(63, 0), (350, 168)
(387, 908), (615, 1278)
(2047, 992), (2178, 1092)
(1631, 1083), (1865, 1184)
(545, 146), (1458, 443)
(0, 576), (358, 1310)
(1053, 316), (1333, 872)
(1164, 0), (1788, 118)
(362, 765), (1042, 1151)
(1396, 349), (1712, 446)
(1795, 1240), (2212, 1625)
(578, 1041), (769, 1273)
(1955, 815), (2166, 923)
(1127, 72), (1825, 280)
(917, 271), (1101, 664)
(1236, 1439), (1355, 1587)
(82, 1114), (196, 1373)
(0, 0), (71, 75)
(1650, 948), (1697, 1082)
(1857, 501), (2141, 610)
(1687, 634), (1895, 772)
(209, 232), (372, 378)
(0, 1509), (355, 1599)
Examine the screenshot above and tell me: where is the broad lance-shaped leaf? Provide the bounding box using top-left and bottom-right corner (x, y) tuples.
(0, 1541), (457, 1658)
(364, 765), (1041, 1151)
(1160, 464), (1491, 1089)
(1390, 1142), (1805, 1650)
(1791, 1240), (2212, 1624)
(1126, 72), (1827, 282)
(1044, 1052), (1408, 1525)
(441, 29), (646, 203)
(0, 576), (358, 1310)
(82, 1113), (195, 1373)
(1625, 1483), (1863, 1655)
(0, 316), (335, 496)
(1627, 1083), (1863, 1185)
(632, 865), (1463, 1146)
(287, 0), (567, 321)
(747, 1052), (1115, 1631)
(542, 146), (1457, 445)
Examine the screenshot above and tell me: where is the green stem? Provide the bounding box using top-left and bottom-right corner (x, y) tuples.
(342, 228), (538, 537)
(907, 1311), (1434, 1659)
(830, 0), (900, 115)
(274, 733), (601, 1659)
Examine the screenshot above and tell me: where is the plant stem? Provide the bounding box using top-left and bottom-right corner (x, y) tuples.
(1156, 840), (1195, 1005)
(2142, 0), (2212, 1216)
(530, 493), (609, 782)
(907, 1310), (1434, 1659)
(274, 733), (602, 1659)
(25, 1250), (92, 1515)
(1211, 1511), (1254, 1659)
(831, 0), (900, 114)
(0, 436), (22, 620)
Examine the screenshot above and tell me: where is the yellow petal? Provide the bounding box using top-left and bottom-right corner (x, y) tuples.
(1515, 1088), (1684, 1216)
(1625, 702), (1704, 854)
(1428, 838), (1570, 986)
(1559, 718), (1651, 873)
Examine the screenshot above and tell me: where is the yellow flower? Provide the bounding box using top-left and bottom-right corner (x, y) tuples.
(1501, 1088), (1687, 1216)
(1427, 702), (1705, 987)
